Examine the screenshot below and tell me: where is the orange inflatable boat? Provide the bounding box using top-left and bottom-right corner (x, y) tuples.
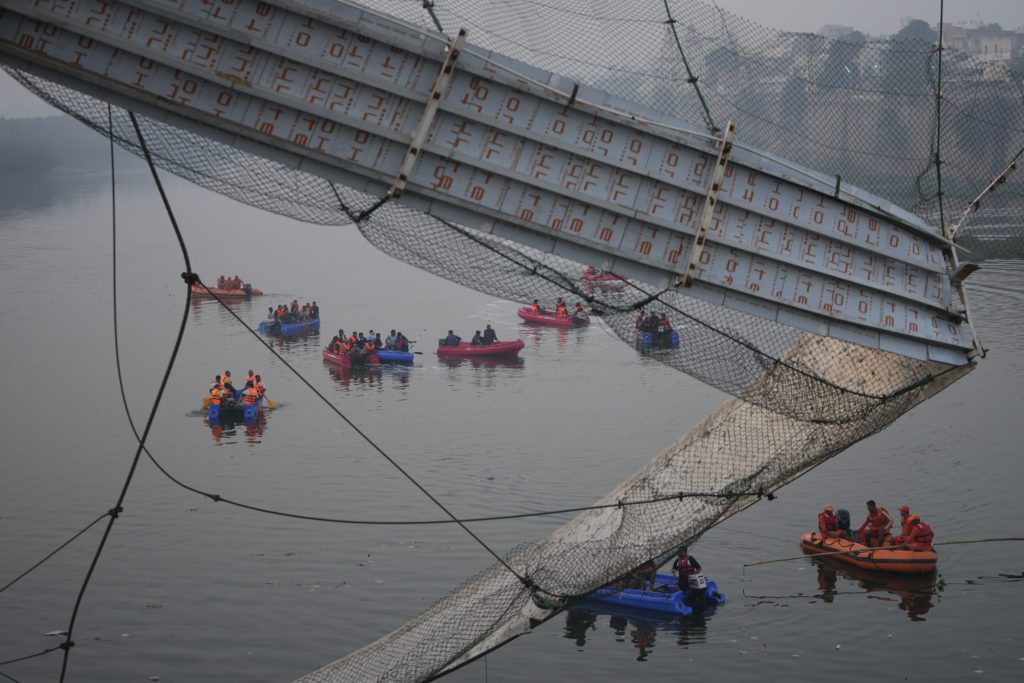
(191, 284), (262, 298)
(800, 532), (937, 574)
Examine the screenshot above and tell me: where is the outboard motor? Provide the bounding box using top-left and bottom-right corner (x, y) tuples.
(837, 508), (852, 538)
(687, 573), (708, 591)
(242, 283), (252, 295)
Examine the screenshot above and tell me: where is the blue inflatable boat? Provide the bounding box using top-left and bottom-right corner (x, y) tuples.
(375, 349), (415, 364)
(583, 573), (725, 616)
(637, 330), (680, 349)
(258, 318), (320, 335)
(207, 389), (262, 421)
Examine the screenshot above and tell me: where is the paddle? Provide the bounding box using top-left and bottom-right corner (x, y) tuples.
(263, 393), (277, 410)
(202, 395), (211, 409)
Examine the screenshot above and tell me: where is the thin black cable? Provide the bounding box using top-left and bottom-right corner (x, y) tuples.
(140, 440), (758, 524)
(192, 279), (541, 591)
(0, 670), (23, 682)
(0, 647), (61, 668)
(57, 110), (194, 683)
(0, 511), (110, 595)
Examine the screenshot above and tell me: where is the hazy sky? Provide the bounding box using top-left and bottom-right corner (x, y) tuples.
(2, 0), (1023, 118)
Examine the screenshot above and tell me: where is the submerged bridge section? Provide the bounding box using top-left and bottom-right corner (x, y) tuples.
(0, 0), (978, 364)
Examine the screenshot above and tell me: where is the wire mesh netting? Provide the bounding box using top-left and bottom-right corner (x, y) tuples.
(1, 0), (1013, 679)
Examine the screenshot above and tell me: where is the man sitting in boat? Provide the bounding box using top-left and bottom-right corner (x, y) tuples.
(311, 301), (320, 320)
(671, 546), (703, 603)
(904, 515), (935, 551)
(443, 330), (462, 346)
(254, 375), (266, 399)
(530, 299), (543, 314)
(395, 332), (409, 352)
(892, 505), (913, 544)
(818, 503), (844, 538)
(470, 330), (484, 346)
(573, 302), (589, 322)
(482, 324), (498, 345)
(241, 381), (260, 406)
(555, 298), (568, 316)
(217, 275), (226, 289)
(856, 500), (893, 548)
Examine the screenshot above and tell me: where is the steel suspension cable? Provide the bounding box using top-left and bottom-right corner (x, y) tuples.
(56, 109), (194, 682)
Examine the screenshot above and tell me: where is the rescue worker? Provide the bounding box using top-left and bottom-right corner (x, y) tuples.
(253, 375), (266, 399)
(210, 374), (223, 392)
(818, 503), (843, 538)
(530, 299), (541, 313)
(241, 381), (260, 405)
(893, 505), (913, 545)
(246, 369), (255, 387)
(444, 330), (462, 346)
(209, 383), (224, 407)
(222, 370), (235, 394)
(904, 515), (935, 552)
(555, 297), (568, 316)
(629, 559), (657, 589)
(856, 500), (893, 548)
(672, 546), (703, 605)
(482, 324), (498, 345)
(217, 275), (226, 289)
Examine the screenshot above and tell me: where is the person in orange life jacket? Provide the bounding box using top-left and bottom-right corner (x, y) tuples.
(585, 265), (596, 275)
(892, 505), (913, 544)
(530, 299), (542, 313)
(904, 515), (934, 551)
(818, 503), (843, 538)
(482, 324), (498, 345)
(222, 370), (235, 393)
(241, 381), (260, 405)
(555, 297), (568, 316)
(246, 369), (255, 387)
(444, 330), (462, 346)
(672, 546), (703, 603)
(209, 384), (224, 405)
(856, 500), (893, 547)
(330, 335), (341, 354)
(211, 374), (223, 392)
(253, 375), (265, 398)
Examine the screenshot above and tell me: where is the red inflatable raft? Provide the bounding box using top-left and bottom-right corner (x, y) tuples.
(800, 532), (937, 574)
(516, 307), (590, 327)
(191, 284), (263, 298)
(322, 348), (380, 368)
(436, 340), (525, 357)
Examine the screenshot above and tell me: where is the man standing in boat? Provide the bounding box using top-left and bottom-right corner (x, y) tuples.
(482, 324), (498, 345)
(671, 545), (702, 604)
(856, 500), (893, 548)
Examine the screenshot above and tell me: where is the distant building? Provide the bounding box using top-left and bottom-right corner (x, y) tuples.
(941, 22), (1024, 64)
(819, 24), (858, 39)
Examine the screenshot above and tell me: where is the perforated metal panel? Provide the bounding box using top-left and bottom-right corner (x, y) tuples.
(0, 0), (975, 361)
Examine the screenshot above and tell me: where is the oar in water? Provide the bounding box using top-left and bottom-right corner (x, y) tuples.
(202, 396), (211, 409)
(263, 393), (277, 410)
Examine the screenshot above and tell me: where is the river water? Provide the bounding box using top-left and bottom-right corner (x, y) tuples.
(1, 166), (1022, 682)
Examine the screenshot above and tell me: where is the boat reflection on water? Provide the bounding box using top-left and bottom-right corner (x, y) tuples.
(809, 556), (940, 621)
(205, 409), (268, 446)
(437, 355), (525, 370)
(520, 322), (587, 352)
(564, 603), (718, 660)
(326, 361), (384, 390)
(189, 295), (257, 323)
(266, 328), (321, 353)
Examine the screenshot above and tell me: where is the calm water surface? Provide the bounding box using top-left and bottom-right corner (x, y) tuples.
(1, 166), (1022, 682)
